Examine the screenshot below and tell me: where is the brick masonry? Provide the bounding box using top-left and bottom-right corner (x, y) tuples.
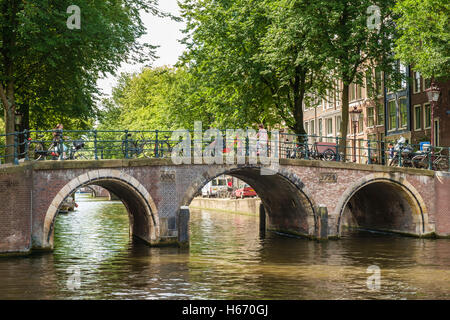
(0, 158), (448, 255)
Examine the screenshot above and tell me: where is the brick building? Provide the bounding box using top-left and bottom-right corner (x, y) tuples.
(302, 65), (450, 164)
(409, 70), (450, 147)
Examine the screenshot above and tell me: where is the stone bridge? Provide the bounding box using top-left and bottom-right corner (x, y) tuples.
(0, 158), (449, 255)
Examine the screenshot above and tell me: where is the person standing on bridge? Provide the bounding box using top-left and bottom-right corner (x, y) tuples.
(52, 123), (68, 160)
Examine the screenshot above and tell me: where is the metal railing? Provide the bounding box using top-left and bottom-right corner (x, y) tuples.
(1, 129), (449, 171)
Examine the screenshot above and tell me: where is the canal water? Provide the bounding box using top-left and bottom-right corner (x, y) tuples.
(0, 194), (449, 300)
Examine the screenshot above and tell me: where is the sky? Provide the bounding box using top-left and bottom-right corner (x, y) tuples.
(97, 0), (186, 96)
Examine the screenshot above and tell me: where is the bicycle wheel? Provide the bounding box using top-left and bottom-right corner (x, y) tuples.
(142, 141), (155, 159)
(436, 156), (449, 171)
(322, 149), (336, 161)
(411, 155), (425, 168)
(28, 142), (45, 161)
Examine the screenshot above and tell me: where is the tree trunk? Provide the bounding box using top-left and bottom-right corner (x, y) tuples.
(292, 69), (307, 140)
(0, 84), (16, 163)
(1, 0), (19, 163)
(339, 83), (350, 160)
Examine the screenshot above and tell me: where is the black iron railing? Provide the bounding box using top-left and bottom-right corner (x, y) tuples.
(1, 129), (449, 171)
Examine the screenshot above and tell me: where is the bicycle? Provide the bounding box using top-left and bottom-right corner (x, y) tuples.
(154, 135), (173, 158)
(68, 138), (88, 160)
(121, 133), (153, 159)
(27, 135), (59, 161)
(412, 147), (449, 171)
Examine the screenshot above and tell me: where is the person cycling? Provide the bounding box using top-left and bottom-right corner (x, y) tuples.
(52, 124), (68, 160)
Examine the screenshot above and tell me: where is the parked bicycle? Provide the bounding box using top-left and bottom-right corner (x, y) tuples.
(68, 138), (88, 160)
(412, 146), (449, 171)
(286, 141), (336, 161)
(154, 135), (173, 158)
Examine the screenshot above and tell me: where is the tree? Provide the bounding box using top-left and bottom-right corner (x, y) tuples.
(178, 0), (329, 135)
(394, 0), (450, 80)
(312, 0), (399, 158)
(0, 0), (163, 162)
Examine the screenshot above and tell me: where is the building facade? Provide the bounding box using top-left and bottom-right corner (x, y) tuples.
(302, 65), (449, 164)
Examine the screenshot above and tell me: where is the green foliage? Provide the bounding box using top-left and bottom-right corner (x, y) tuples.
(0, 0), (163, 133)
(394, 0), (450, 79)
(178, 0), (333, 134)
(98, 67), (177, 131)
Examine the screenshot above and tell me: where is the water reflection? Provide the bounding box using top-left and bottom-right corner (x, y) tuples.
(0, 194), (448, 299)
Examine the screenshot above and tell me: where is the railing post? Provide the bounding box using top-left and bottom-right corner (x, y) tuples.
(398, 145), (402, 167)
(93, 130), (98, 160)
(381, 141), (386, 165)
(13, 132), (19, 165)
(336, 136), (340, 162)
(124, 130), (129, 159)
(59, 130), (65, 160)
(305, 135), (310, 160)
(155, 130), (159, 158)
(367, 140), (372, 164)
(24, 130), (29, 161)
(428, 148), (432, 170)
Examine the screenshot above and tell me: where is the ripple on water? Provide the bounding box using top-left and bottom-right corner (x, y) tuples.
(0, 196), (449, 299)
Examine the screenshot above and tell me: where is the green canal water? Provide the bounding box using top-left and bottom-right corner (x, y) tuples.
(0, 194), (449, 300)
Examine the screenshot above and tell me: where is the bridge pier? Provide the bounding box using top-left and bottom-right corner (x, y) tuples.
(178, 206), (190, 247)
(317, 206), (329, 240)
(259, 203), (266, 238)
(1, 159), (450, 256)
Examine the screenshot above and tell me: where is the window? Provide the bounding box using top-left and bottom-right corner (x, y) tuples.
(424, 78), (432, 90)
(388, 100), (397, 130)
(376, 103), (384, 126)
(336, 116), (341, 136)
(304, 122), (309, 135)
(413, 71), (421, 93)
(350, 83), (356, 101)
(367, 134), (378, 153)
(399, 98), (408, 128)
(367, 107), (375, 127)
(424, 103), (431, 128)
(414, 105), (422, 130)
(357, 84), (363, 100)
(310, 120), (315, 134)
(318, 118), (323, 139)
(335, 81), (341, 108)
(358, 116), (364, 133)
(326, 118), (333, 135)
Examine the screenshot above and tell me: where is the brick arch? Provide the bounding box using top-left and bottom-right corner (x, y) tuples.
(335, 172), (430, 236)
(43, 169), (159, 249)
(181, 165), (318, 238)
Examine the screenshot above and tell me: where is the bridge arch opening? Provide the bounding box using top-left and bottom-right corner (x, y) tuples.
(43, 171), (159, 249)
(183, 167), (317, 238)
(339, 179), (425, 236)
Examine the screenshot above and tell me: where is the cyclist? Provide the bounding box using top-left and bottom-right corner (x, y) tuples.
(52, 124), (68, 160)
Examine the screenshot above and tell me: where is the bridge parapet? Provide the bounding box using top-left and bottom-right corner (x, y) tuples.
(0, 158), (448, 256)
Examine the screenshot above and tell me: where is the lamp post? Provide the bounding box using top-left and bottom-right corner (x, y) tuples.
(349, 106), (362, 162)
(425, 82), (440, 148)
